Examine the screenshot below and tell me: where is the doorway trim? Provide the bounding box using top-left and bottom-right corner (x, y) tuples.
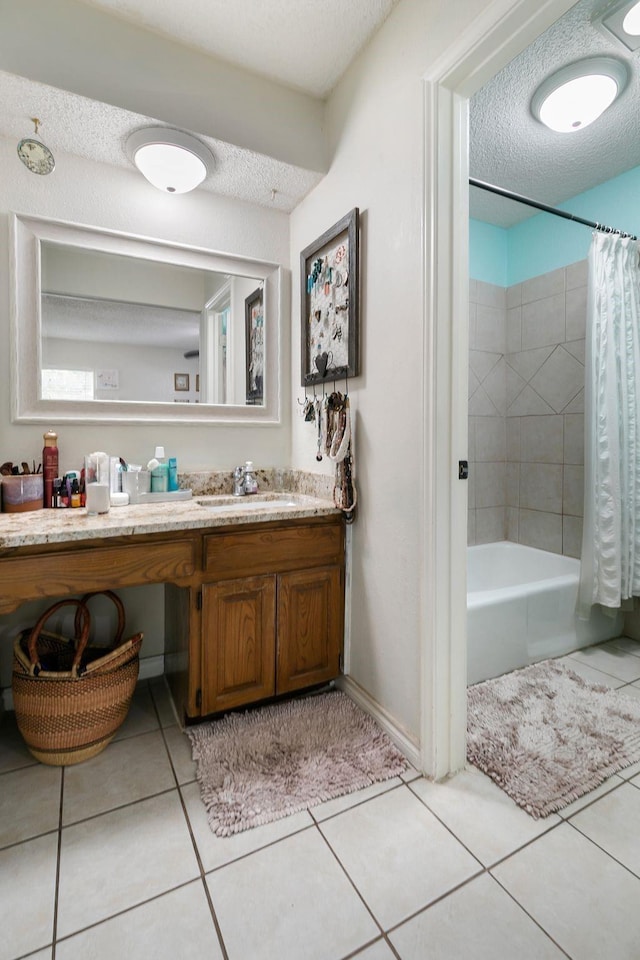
(420, 0), (577, 780)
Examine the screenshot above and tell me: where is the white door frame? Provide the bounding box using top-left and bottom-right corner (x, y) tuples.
(420, 0), (577, 779)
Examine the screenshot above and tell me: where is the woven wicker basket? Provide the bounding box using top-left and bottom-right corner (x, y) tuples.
(12, 591), (143, 766)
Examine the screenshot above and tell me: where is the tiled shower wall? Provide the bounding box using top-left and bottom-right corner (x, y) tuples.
(468, 261), (586, 557)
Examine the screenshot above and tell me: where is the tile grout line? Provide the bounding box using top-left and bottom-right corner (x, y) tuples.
(565, 814), (640, 884)
(153, 685), (230, 960)
(51, 765), (64, 959)
(311, 816), (402, 960)
(488, 870), (573, 959)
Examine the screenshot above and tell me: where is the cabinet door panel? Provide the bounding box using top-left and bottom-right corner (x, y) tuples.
(277, 566), (343, 694)
(202, 576), (276, 713)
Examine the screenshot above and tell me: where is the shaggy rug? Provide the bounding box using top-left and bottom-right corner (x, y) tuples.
(187, 691), (408, 836)
(467, 658), (640, 818)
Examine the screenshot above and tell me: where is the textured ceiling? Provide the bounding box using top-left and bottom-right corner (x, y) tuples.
(0, 70), (322, 212)
(470, 0), (640, 227)
(77, 0), (400, 98)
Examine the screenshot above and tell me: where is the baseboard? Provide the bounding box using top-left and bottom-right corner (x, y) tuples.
(138, 655), (165, 681)
(1, 655), (166, 713)
(336, 675), (422, 770)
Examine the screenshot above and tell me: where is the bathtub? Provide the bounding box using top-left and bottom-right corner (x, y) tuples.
(467, 541), (623, 685)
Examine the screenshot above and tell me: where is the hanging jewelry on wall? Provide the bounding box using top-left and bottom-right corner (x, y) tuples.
(17, 118), (56, 176)
(300, 208), (359, 386)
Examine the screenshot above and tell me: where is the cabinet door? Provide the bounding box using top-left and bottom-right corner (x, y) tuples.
(201, 576), (276, 714)
(277, 566), (343, 695)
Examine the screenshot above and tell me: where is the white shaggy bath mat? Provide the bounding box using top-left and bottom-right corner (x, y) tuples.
(187, 691), (408, 836)
(467, 659), (640, 818)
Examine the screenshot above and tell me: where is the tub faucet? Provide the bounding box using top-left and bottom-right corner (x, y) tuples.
(233, 465), (246, 496)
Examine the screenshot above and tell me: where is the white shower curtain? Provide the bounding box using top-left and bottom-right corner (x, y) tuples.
(579, 231), (640, 617)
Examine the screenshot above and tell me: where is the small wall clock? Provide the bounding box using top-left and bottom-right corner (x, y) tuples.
(17, 118), (55, 176)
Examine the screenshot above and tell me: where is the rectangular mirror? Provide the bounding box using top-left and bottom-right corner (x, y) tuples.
(11, 213), (283, 424)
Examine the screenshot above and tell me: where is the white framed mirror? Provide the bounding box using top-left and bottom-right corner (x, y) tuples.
(10, 213), (283, 424)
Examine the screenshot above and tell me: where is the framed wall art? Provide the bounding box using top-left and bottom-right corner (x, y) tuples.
(245, 286), (264, 404)
(174, 373), (189, 392)
(300, 208), (359, 387)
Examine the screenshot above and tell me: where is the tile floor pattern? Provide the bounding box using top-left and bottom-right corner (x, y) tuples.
(3, 637), (640, 959)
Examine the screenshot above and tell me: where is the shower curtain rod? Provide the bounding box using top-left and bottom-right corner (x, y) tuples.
(469, 177), (637, 240)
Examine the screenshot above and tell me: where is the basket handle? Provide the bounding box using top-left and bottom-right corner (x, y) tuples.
(74, 590), (126, 648)
(27, 599), (91, 675)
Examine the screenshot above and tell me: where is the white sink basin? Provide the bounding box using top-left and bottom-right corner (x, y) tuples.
(196, 495), (302, 512)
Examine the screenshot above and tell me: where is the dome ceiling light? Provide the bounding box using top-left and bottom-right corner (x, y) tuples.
(126, 127), (214, 194)
(594, 0), (640, 52)
(530, 57), (628, 133)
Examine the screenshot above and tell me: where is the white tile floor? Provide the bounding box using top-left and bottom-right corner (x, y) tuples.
(3, 641), (640, 960)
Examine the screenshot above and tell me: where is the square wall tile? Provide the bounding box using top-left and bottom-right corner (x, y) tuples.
(519, 463), (562, 513)
(475, 417), (506, 462)
(468, 508), (476, 546)
(476, 507), (506, 543)
(507, 282), (522, 308)
(476, 304), (506, 354)
(529, 347), (584, 414)
(563, 464), (584, 517)
(566, 259), (588, 290)
(564, 413), (584, 465)
(507, 506), (519, 541)
(506, 462), (519, 507)
(476, 281), (506, 309)
(566, 284), (588, 341)
(519, 415), (564, 464)
(522, 294), (565, 351)
(507, 417), (521, 462)
(475, 463), (506, 509)
(521, 267), (565, 304)
(518, 509), (562, 553)
(507, 306), (522, 353)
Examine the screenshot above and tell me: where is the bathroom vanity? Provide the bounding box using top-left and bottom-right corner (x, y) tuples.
(0, 495), (345, 722)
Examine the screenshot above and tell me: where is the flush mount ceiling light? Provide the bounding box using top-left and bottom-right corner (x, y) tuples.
(594, 0), (640, 52)
(126, 127), (213, 194)
(531, 57), (628, 133)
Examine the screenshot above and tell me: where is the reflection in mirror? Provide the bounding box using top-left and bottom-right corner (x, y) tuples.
(11, 213), (282, 424)
(40, 242), (263, 406)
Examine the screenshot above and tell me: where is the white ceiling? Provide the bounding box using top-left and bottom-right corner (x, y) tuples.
(77, 0), (400, 99)
(0, 0), (400, 213)
(470, 0), (640, 228)
(2, 0), (637, 226)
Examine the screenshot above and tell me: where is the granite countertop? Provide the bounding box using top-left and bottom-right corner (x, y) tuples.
(0, 492), (340, 549)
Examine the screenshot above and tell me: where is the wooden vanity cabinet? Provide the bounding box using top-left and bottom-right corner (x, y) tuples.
(197, 517), (345, 716)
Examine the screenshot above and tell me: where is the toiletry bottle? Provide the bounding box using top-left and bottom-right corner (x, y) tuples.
(168, 457), (178, 492)
(70, 478), (81, 508)
(150, 446), (169, 493)
(42, 428), (58, 508)
(244, 461), (258, 494)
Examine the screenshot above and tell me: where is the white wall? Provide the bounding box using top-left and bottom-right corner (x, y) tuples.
(0, 135), (291, 472)
(290, 0), (487, 741)
(43, 339), (200, 408)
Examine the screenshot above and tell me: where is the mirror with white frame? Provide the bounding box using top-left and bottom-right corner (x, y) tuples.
(11, 213), (283, 424)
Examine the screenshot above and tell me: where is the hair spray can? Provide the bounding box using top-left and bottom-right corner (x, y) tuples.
(42, 429), (59, 509)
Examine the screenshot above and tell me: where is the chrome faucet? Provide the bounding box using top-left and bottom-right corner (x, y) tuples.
(233, 465), (246, 496)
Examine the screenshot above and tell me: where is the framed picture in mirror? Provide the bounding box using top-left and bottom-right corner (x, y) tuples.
(174, 373), (189, 392)
(300, 208), (359, 387)
(245, 286), (264, 404)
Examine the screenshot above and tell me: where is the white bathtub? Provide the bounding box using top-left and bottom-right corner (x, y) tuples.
(467, 542), (623, 685)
